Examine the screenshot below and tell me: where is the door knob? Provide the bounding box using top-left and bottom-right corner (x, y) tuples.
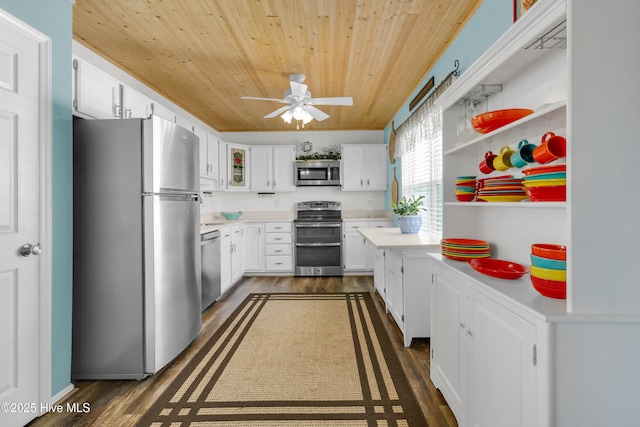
(19, 243), (42, 257)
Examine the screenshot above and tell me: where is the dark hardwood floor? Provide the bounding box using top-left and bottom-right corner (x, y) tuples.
(28, 276), (456, 426)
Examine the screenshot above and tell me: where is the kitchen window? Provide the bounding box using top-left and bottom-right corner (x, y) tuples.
(395, 78), (453, 237)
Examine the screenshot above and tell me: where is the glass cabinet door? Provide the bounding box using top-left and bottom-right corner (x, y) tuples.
(226, 143), (249, 190)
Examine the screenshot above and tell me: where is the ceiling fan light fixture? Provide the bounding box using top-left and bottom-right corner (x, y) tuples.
(281, 109), (293, 123)
(302, 111), (313, 124)
(292, 106), (306, 121)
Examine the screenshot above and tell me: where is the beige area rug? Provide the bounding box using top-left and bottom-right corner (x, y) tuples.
(136, 293), (428, 426)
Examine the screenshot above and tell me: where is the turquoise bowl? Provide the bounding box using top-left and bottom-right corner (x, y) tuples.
(530, 254), (566, 270)
(524, 172), (566, 180)
(221, 211), (243, 220)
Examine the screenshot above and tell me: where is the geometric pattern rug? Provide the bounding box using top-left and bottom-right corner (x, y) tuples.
(136, 292), (428, 426)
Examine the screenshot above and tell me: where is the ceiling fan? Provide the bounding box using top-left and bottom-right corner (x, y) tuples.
(241, 74), (353, 128)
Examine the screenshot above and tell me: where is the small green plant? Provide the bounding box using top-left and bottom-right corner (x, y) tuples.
(391, 195), (426, 216)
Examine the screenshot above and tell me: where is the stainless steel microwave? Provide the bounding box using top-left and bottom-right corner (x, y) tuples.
(294, 160), (341, 186)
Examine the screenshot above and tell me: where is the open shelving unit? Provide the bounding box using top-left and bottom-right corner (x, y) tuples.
(429, 1), (640, 425)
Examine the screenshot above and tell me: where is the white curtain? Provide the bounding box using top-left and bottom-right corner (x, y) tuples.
(394, 72), (454, 159)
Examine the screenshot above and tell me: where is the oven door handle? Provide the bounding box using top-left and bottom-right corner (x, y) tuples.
(295, 223), (342, 228)
(295, 243), (341, 247)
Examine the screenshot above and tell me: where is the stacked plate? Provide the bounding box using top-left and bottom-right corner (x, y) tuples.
(441, 238), (490, 261)
(455, 176), (477, 202)
(530, 243), (567, 299)
(522, 164), (566, 201)
(476, 176), (527, 202)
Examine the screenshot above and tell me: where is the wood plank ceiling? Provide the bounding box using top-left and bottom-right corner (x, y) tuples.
(73, 0), (481, 132)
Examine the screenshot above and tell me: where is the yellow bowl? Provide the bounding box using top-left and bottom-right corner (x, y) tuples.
(530, 264), (566, 281)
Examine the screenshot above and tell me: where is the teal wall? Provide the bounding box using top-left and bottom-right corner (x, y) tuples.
(0, 0), (73, 396)
(384, 0), (514, 212)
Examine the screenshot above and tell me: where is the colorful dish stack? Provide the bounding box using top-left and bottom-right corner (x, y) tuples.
(476, 176), (527, 202)
(522, 164), (566, 201)
(530, 243), (567, 299)
(441, 238), (490, 261)
(455, 176), (477, 202)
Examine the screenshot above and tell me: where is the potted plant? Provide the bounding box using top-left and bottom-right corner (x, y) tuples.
(391, 195), (426, 234)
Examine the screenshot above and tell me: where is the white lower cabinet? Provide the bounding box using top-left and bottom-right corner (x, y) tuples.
(220, 225), (243, 294)
(220, 228), (232, 293)
(230, 225), (242, 284)
(373, 249), (385, 298)
(244, 223), (264, 272)
(343, 220), (392, 272)
(264, 222), (293, 272)
(430, 258), (538, 427)
(375, 249), (430, 347)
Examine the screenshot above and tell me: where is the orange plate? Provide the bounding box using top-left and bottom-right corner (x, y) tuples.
(467, 258), (529, 280)
(471, 109), (534, 134)
(441, 238), (490, 247)
(521, 164), (566, 176)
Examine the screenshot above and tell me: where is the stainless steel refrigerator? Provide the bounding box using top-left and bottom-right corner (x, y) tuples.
(72, 115), (201, 379)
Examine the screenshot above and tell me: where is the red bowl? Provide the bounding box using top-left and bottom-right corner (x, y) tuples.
(455, 193), (475, 202)
(530, 275), (566, 299)
(468, 258), (529, 280)
(531, 243), (566, 260)
(524, 185), (566, 202)
(471, 109), (534, 134)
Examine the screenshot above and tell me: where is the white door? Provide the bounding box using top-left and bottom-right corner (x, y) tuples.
(468, 289), (536, 427)
(249, 145), (272, 191)
(365, 145), (388, 190)
(0, 11), (50, 427)
(272, 145), (296, 191)
(340, 145), (364, 190)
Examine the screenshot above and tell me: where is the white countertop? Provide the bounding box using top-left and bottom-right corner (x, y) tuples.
(358, 227), (442, 249)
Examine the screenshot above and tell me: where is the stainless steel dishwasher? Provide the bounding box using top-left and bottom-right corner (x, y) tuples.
(201, 230), (221, 311)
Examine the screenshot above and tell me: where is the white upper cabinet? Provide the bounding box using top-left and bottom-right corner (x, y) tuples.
(272, 145), (296, 191)
(175, 115), (194, 131)
(121, 85), (152, 119)
(195, 127), (219, 190)
(73, 58), (122, 119)
(341, 144), (388, 191)
(250, 145), (296, 192)
(150, 102), (176, 123)
(249, 145), (272, 192)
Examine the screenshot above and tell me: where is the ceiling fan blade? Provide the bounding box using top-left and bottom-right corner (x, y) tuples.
(241, 96), (288, 103)
(308, 96), (353, 106)
(290, 81), (308, 99)
(264, 105), (292, 119)
(305, 106), (330, 121)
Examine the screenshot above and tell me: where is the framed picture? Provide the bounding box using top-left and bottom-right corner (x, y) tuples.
(514, 0), (537, 21)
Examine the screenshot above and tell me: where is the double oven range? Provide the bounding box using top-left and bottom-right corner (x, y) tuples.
(294, 201), (343, 276)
